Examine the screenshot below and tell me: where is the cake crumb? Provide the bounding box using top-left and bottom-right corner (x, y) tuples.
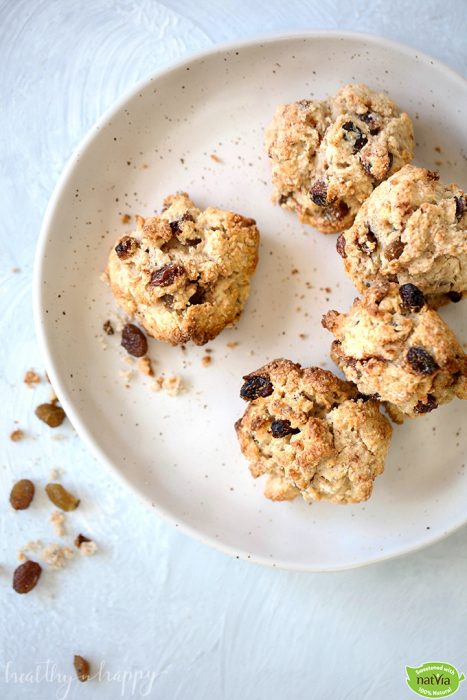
(50, 511), (67, 537)
(210, 153), (222, 163)
(226, 341), (239, 349)
(135, 215), (145, 229)
(299, 333), (308, 340)
(138, 356), (154, 376)
(17, 540), (43, 562)
(49, 467), (62, 480)
(100, 270), (109, 284)
(152, 374), (182, 396)
(434, 146), (441, 153)
(120, 213), (131, 224)
(435, 159), (443, 166)
(78, 540), (98, 557)
(201, 355), (212, 367)
(12, 266), (21, 273)
(24, 370), (41, 387)
(291, 268), (299, 275)
(41, 543), (74, 570)
(119, 369), (134, 383)
(10, 429), (24, 442)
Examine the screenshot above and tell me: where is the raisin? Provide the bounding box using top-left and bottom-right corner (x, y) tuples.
(399, 283), (426, 312)
(357, 225), (377, 254)
(270, 419), (300, 438)
(240, 375), (273, 401)
(360, 111), (380, 135)
(278, 194), (290, 205)
(386, 152), (394, 172)
(13, 560), (42, 594)
(342, 121), (368, 152)
(35, 403), (66, 428)
(454, 196), (465, 221)
(45, 483), (80, 511)
(448, 291), (462, 303)
(407, 347), (439, 375)
(75, 534), (91, 548)
(10, 479), (35, 510)
(121, 323), (147, 357)
(384, 238), (405, 260)
(426, 170), (439, 181)
(360, 112), (381, 136)
(336, 233), (347, 258)
(115, 236), (137, 259)
(160, 294), (175, 308)
(74, 655), (91, 682)
(414, 394), (438, 414)
(102, 320), (114, 335)
(309, 180), (327, 206)
(169, 212), (195, 234)
(189, 287), (206, 305)
(186, 237), (202, 246)
(331, 201), (349, 221)
(149, 263), (184, 287)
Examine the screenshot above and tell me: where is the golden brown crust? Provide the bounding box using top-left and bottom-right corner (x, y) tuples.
(107, 193), (260, 345)
(265, 83), (414, 234)
(322, 282), (467, 418)
(235, 359), (392, 504)
(337, 165), (467, 302)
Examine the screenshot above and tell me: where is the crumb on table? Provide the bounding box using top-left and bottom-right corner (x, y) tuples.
(50, 511), (67, 537)
(10, 429), (24, 442)
(137, 356), (154, 376)
(201, 355), (212, 367)
(24, 370), (41, 387)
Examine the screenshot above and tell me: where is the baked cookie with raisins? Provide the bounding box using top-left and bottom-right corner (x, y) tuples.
(235, 359), (392, 504)
(322, 282), (467, 421)
(107, 193), (259, 345)
(336, 165), (467, 305)
(264, 83), (414, 233)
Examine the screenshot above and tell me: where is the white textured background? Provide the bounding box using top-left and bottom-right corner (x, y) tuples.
(1, 1), (467, 699)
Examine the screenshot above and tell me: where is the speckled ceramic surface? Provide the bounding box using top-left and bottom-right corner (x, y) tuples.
(35, 32), (467, 571)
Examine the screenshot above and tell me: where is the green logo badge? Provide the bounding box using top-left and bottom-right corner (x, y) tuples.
(406, 662), (465, 697)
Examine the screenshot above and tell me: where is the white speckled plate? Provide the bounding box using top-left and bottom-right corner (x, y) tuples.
(34, 32), (467, 571)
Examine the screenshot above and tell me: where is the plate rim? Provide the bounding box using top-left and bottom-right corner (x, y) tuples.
(33, 29), (467, 572)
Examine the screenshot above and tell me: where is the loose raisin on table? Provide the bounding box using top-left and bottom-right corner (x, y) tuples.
(10, 479), (35, 510)
(270, 419), (300, 438)
(240, 375), (273, 401)
(414, 394), (438, 414)
(13, 560), (42, 594)
(448, 291), (462, 303)
(399, 283), (426, 312)
(73, 655), (91, 682)
(121, 323), (147, 357)
(406, 347), (439, 375)
(336, 234), (347, 258)
(45, 483), (80, 511)
(149, 263), (184, 287)
(309, 180), (327, 206)
(35, 403), (66, 428)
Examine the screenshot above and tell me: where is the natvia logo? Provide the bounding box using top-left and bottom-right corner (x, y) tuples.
(406, 662), (465, 697)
